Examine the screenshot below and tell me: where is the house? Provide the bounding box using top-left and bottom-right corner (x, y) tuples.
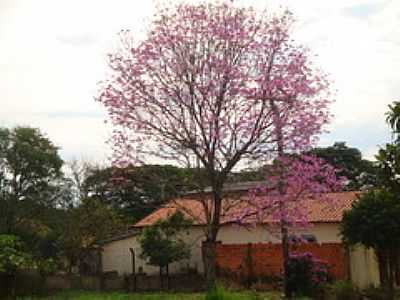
(99, 182), (380, 288)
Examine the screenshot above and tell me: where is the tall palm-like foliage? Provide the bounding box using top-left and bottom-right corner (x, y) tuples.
(386, 101), (400, 143)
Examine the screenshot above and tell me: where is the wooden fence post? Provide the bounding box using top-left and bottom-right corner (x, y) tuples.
(129, 248), (136, 291)
(246, 243), (254, 288)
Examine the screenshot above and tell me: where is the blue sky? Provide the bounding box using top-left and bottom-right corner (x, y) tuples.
(0, 0), (399, 163)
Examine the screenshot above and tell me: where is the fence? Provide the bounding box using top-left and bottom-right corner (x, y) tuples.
(0, 272), (205, 297)
(215, 242), (348, 286)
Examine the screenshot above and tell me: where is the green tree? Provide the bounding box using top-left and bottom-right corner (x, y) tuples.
(139, 212), (192, 288)
(341, 190), (400, 298)
(309, 142), (377, 190)
(0, 126), (64, 235)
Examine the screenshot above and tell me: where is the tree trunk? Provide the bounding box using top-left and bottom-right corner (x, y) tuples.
(202, 240), (217, 290)
(377, 250), (387, 286)
(270, 98), (290, 298)
(281, 223), (290, 298)
(201, 183), (223, 290)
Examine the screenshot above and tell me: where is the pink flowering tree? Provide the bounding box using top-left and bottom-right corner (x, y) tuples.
(97, 1), (332, 288)
(238, 155), (345, 295)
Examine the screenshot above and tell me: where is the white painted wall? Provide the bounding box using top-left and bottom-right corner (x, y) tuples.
(101, 223), (341, 276)
(349, 245), (380, 288)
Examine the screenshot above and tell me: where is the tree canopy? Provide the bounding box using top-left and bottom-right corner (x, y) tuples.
(83, 164), (208, 222)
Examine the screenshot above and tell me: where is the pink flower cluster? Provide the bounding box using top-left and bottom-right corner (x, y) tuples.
(289, 252), (330, 285)
(237, 155), (345, 235)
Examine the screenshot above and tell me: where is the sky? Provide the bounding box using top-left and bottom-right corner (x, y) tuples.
(0, 0), (399, 164)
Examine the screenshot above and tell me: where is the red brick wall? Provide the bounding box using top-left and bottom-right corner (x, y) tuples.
(215, 243), (348, 280)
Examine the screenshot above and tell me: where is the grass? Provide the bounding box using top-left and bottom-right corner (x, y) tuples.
(16, 290), (281, 300)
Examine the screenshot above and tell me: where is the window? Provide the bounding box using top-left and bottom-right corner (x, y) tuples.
(301, 234), (317, 243)
(288, 234), (317, 243)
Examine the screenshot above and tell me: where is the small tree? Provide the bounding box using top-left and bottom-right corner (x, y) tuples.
(341, 189), (400, 298)
(139, 211), (192, 288)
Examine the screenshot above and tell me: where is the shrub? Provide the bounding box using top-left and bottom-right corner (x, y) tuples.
(287, 252), (329, 297)
(324, 280), (359, 300)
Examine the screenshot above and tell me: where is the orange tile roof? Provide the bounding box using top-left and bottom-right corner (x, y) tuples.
(134, 191), (359, 227)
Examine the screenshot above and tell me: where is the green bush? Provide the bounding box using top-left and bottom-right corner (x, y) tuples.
(324, 280), (359, 300)
(0, 235), (33, 274)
